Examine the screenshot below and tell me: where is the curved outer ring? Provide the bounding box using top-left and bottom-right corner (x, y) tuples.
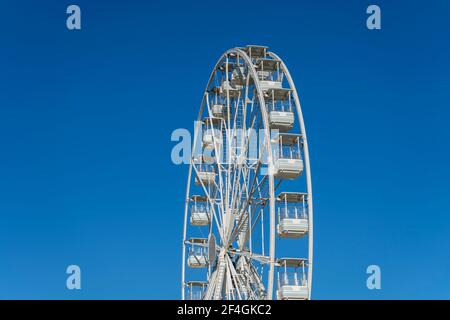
(269, 52), (314, 299)
(181, 48), (312, 300)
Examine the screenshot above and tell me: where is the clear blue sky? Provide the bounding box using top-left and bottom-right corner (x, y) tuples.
(0, 0), (449, 299)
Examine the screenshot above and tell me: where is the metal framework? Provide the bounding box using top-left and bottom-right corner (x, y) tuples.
(181, 46), (313, 300)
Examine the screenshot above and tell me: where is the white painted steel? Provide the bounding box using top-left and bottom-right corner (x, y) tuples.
(182, 46), (314, 300)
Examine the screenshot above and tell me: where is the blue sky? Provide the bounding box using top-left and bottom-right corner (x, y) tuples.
(0, 0), (449, 299)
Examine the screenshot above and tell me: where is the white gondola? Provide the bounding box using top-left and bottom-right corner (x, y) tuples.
(269, 112), (294, 131)
(266, 87), (294, 131)
(259, 79), (282, 91)
(255, 57), (283, 92)
(195, 170), (216, 186)
(256, 58), (280, 73)
(212, 104), (227, 118)
(256, 59), (283, 92)
(277, 258), (309, 300)
(219, 60), (249, 86)
(256, 59), (280, 84)
(185, 281), (208, 300)
(243, 45), (268, 58)
(208, 85), (229, 120)
(190, 195), (210, 226)
(203, 117), (223, 149)
(266, 87), (291, 100)
(186, 238), (208, 268)
(277, 192), (309, 238)
(220, 80), (242, 98)
(194, 157), (216, 186)
(231, 65), (248, 86)
(273, 134), (304, 179)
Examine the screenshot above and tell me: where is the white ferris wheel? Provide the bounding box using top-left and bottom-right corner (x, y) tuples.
(181, 45), (313, 300)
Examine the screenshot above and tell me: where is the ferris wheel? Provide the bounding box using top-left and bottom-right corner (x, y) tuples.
(181, 45), (313, 300)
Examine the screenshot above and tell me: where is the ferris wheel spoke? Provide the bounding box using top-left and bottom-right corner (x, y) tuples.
(229, 108), (258, 215)
(231, 171), (268, 245)
(231, 251), (267, 298)
(236, 158), (263, 213)
(226, 72), (255, 217)
(227, 162), (263, 247)
(224, 254), (244, 299)
(229, 167), (271, 249)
